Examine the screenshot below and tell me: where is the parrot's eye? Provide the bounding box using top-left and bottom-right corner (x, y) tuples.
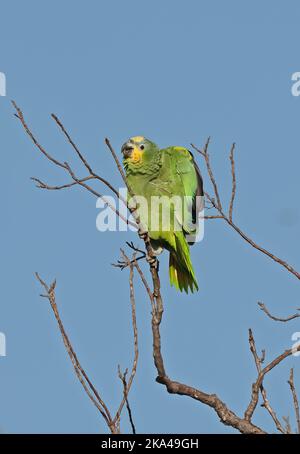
(140, 145), (145, 150)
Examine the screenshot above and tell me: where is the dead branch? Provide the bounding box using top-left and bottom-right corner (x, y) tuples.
(112, 242), (146, 270)
(191, 140), (300, 281)
(258, 302), (300, 322)
(132, 256), (265, 434)
(118, 367), (136, 435)
(12, 101), (136, 229)
(248, 329), (285, 433)
(35, 265), (138, 434)
(113, 252), (139, 428)
(229, 143), (236, 221)
(288, 368), (300, 434)
(283, 416), (292, 434)
(31, 175), (94, 190)
(196, 137), (222, 210)
(35, 273), (114, 432)
(245, 341), (300, 422)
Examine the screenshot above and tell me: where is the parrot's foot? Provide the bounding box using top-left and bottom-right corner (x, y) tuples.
(138, 226), (148, 240)
(146, 254), (159, 270)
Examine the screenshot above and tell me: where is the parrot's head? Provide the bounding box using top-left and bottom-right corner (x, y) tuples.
(121, 136), (158, 164)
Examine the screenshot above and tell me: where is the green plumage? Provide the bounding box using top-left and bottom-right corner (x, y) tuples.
(122, 137), (203, 293)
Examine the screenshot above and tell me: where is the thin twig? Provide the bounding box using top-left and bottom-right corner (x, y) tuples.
(31, 175), (95, 190)
(191, 138), (223, 210)
(131, 253), (265, 434)
(112, 242), (146, 270)
(283, 416), (292, 434)
(245, 342), (300, 421)
(51, 113), (93, 174)
(113, 252), (138, 427)
(288, 368), (300, 433)
(12, 101), (135, 228)
(12, 100), (67, 170)
(229, 143), (236, 221)
(52, 114), (122, 199)
(248, 329), (285, 433)
(35, 273), (114, 431)
(118, 367), (136, 435)
(203, 215), (224, 220)
(192, 138), (300, 281)
(133, 259), (156, 315)
(258, 302), (300, 322)
(105, 138), (128, 189)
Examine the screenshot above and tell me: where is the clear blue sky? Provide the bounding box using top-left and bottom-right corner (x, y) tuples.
(0, 0), (300, 434)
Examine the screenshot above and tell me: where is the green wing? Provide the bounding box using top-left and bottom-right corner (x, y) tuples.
(161, 146), (203, 242)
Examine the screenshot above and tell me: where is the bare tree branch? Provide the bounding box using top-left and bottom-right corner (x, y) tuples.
(12, 100), (68, 170)
(51, 113), (94, 174)
(31, 175), (95, 190)
(203, 215), (224, 220)
(193, 137), (223, 210)
(35, 269), (139, 434)
(283, 415), (292, 434)
(258, 302), (300, 322)
(133, 260), (156, 314)
(229, 143), (236, 221)
(105, 138), (128, 189)
(113, 252), (139, 427)
(132, 246), (300, 434)
(118, 366), (136, 435)
(34, 272), (114, 431)
(192, 139), (300, 281)
(288, 368), (300, 434)
(12, 101), (136, 229)
(248, 329), (285, 433)
(245, 342), (300, 422)
(112, 242), (146, 270)
(131, 256), (265, 434)
(51, 114), (123, 199)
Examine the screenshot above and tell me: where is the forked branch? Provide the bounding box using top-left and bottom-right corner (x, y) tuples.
(35, 265), (138, 434)
(288, 368), (300, 434)
(191, 139), (300, 281)
(35, 273), (114, 432)
(258, 302), (300, 322)
(245, 338), (300, 424)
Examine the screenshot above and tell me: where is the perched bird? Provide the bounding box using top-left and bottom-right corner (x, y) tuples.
(121, 136), (203, 293)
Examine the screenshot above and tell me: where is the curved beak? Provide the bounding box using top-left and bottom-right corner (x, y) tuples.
(121, 142), (134, 159)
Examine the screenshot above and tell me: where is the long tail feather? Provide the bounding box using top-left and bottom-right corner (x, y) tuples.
(169, 233), (198, 293)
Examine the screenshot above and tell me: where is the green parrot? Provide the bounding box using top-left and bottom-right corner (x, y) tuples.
(121, 136), (203, 293)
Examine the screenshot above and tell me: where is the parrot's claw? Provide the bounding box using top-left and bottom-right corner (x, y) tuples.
(137, 225), (148, 240)
(138, 231), (148, 240)
(146, 254), (156, 265)
(146, 254), (159, 269)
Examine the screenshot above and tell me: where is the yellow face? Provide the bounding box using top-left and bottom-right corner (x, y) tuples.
(121, 136), (146, 163)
